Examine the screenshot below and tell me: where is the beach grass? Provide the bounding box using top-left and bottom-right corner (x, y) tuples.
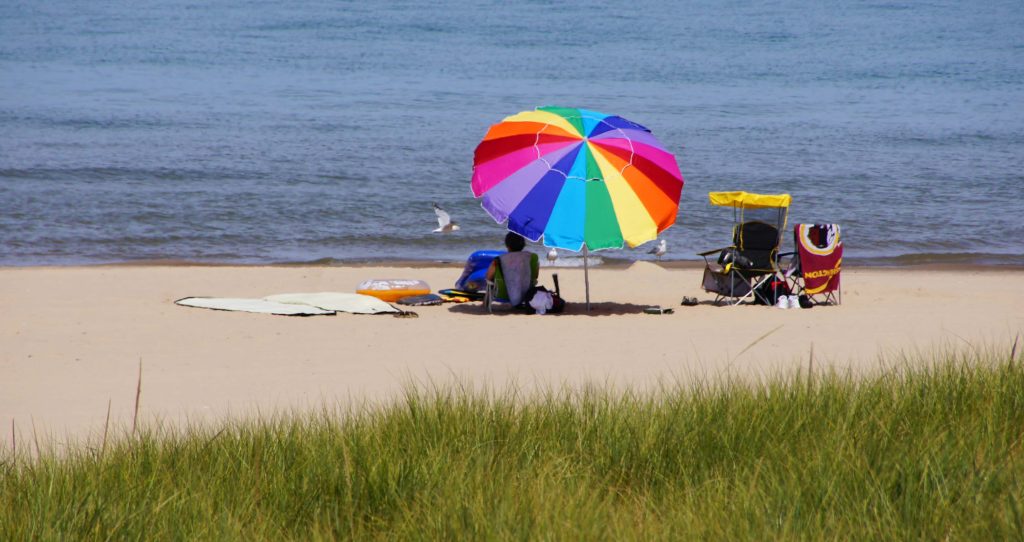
(2, 345), (1023, 540)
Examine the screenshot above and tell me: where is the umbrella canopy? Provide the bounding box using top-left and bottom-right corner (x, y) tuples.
(709, 191), (791, 210)
(708, 191), (791, 240)
(472, 107), (684, 252)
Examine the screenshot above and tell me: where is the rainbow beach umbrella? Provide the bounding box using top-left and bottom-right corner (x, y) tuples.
(472, 106), (684, 308)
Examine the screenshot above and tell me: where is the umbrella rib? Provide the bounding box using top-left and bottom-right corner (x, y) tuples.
(533, 123), (579, 180)
(610, 127), (637, 175)
(534, 124), (553, 168)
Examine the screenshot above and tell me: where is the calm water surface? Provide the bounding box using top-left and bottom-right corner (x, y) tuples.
(2, 1), (1022, 266)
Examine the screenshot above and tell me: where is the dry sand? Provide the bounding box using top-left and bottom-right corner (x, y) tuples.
(2, 262), (1022, 448)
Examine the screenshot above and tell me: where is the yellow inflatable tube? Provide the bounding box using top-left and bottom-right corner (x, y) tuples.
(356, 279), (431, 303)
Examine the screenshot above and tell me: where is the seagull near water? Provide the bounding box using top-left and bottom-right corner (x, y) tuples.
(547, 247), (558, 263)
(432, 203), (460, 233)
(648, 239), (667, 260)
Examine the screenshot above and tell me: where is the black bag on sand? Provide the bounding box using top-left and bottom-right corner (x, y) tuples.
(523, 284), (565, 314)
(548, 290), (565, 314)
(548, 273), (565, 314)
(520, 278), (569, 313)
(523, 273), (565, 314)
(753, 278), (790, 305)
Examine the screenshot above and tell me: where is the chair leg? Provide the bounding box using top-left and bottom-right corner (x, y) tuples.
(484, 280), (494, 313)
(749, 274), (776, 305)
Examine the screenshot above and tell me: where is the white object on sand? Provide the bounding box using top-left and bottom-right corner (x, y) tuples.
(265, 292), (399, 314)
(547, 247), (558, 263)
(432, 203), (460, 233)
(175, 297), (334, 316)
(529, 289), (553, 314)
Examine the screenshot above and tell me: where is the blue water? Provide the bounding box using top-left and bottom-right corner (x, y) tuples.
(2, 1), (1023, 266)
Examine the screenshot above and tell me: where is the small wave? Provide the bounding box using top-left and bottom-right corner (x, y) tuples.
(541, 256), (605, 268)
(272, 256), (464, 267)
(853, 252), (1024, 267)
(0, 167), (257, 182)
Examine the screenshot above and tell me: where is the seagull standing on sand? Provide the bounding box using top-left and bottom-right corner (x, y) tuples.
(432, 203), (460, 233)
(547, 247), (558, 263)
(648, 239), (667, 260)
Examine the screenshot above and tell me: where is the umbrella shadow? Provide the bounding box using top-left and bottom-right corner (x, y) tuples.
(447, 301), (650, 317)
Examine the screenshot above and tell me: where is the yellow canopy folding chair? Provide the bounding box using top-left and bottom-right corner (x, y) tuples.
(697, 191), (791, 305)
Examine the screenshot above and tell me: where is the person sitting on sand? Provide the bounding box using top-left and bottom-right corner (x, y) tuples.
(486, 232), (539, 308)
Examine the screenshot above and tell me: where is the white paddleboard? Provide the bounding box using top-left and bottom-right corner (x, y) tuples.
(175, 297), (334, 316)
(264, 292), (399, 314)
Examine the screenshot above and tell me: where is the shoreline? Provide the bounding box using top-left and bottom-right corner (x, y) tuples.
(3, 256), (1024, 272)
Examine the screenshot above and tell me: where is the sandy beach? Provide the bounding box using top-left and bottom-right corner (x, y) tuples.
(2, 262), (1022, 448)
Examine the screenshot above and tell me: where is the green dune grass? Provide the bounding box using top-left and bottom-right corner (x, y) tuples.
(2, 345), (1023, 540)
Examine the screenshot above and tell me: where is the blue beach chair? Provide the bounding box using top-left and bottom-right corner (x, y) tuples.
(455, 250), (504, 292)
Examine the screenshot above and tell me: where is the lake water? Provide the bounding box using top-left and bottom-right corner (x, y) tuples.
(2, 0), (1023, 266)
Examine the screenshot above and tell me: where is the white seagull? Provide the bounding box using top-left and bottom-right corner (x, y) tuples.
(547, 247), (558, 263)
(432, 203), (460, 233)
(648, 239), (667, 260)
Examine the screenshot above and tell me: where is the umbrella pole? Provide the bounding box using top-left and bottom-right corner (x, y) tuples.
(583, 246), (591, 311)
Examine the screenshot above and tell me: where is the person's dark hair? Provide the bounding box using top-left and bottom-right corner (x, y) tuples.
(504, 232), (526, 252)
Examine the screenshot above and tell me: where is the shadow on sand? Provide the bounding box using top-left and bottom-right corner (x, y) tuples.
(446, 300), (653, 317)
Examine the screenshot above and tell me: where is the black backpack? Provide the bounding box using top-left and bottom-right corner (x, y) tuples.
(753, 277), (790, 305)
(524, 273), (565, 314)
(523, 285), (565, 314)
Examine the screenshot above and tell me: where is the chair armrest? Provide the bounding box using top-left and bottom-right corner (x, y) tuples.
(775, 251), (797, 265)
(697, 246), (732, 257)
(775, 251), (798, 276)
